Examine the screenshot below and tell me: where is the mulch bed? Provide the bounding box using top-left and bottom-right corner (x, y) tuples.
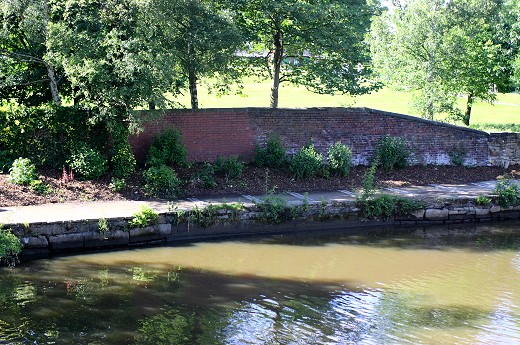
(1, 164), (518, 207)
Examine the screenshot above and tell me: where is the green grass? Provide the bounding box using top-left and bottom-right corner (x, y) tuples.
(172, 79), (520, 129)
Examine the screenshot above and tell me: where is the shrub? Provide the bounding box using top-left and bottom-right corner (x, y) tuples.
(327, 142), (352, 177)
(494, 177), (519, 208)
(191, 163), (217, 189)
(374, 136), (410, 171)
(214, 156), (244, 182)
(9, 158), (37, 185)
(448, 145), (467, 167)
(290, 144), (323, 180)
(0, 150), (13, 173)
(111, 145), (136, 179)
(358, 194), (422, 220)
(254, 136), (287, 169)
(29, 179), (53, 195)
(67, 144), (108, 180)
(109, 177), (127, 192)
(0, 228), (22, 266)
(129, 205), (159, 228)
(146, 129), (187, 167)
(143, 165), (181, 198)
(255, 195), (288, 223)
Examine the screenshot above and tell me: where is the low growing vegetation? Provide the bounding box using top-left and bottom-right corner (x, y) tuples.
(494, 177), (519, 208)
(129, 205), (159, 228)
(0, 227), (23, 266)
(9, 158), (37, 185)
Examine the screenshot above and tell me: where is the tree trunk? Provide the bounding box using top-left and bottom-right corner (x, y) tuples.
(188, 44), (198, 109)
(46, 64), (61, 105)
(148, 101), (156, 110)
(463, 93), (473, 126)
(270, 30), (283, 109)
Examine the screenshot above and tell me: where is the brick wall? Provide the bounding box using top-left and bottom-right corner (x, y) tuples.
(130, 107), (493, 166)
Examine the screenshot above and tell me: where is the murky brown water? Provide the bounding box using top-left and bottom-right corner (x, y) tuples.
(1, 222), (520, 344)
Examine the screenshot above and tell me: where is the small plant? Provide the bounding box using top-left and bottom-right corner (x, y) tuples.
(129, 205), (159, 228)
(109, 177), (127, 192)
(98, 218), (109, 234)
(448, 144), (467, 166)
(111, 145), (136, 179)
(9, 157), (37, 185)
(191, 163), (217, 188)
(146, 129), (187, 167)
(29, 179), (52, 195)
(143, 165), (181, 198)
(67, 143), (107, 180)
(374, 136), (410, 171)
(327, 141), (352, 177)
(254, 136), (287, 169)
(360, 160), (379, 201)
(0, 228), (23, 266)
(290, 144), (323, 180)
(214, 155), (244, 182)
(358, 194), (422, 220)
(475, 195), (491, 206)
(494, 177), (519, 208)
(255, 195), (288, 223)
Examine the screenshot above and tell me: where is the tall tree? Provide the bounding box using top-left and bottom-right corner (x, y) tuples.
(0, 0), (63, 105)
(148, 0), (244, 109)
(370, 0), (507, 125)
(229, 0), (380, 108)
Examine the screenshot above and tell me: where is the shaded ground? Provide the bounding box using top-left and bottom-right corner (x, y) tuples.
(0, 165), (518, 207)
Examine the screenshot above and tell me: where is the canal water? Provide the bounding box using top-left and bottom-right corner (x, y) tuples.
(1, 222), (520, 344)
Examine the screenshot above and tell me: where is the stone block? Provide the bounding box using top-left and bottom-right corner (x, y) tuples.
(49, 233), (84, 250)
(490, 206), (501, 213)
(129, 224), (171, 243)
(84, 230), (129, 248)
(425, 209), (449, 220)
(475, 208), (491, 217)
(22, 236), (49, 249)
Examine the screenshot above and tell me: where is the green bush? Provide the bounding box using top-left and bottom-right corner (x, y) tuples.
(327, 142), (352, 177)
(0, 150), (12, 173)
(111, 145), (136, 179)
(475, 195), (491, 206)
(494, 177), (519, 208)
(448, 145), (467, 167)
(0, 228), (22, 266)
(146, 129), (187, 167)
(254, 136), (287, 169)
(67, 144), (108, 180)
(214, 156), (244, 182)
(358, 194), (422, 220)
(255, 195), (288, 223)
(143, 165), (181, 198)
(29, 179), (53, 195)
(109, 177), (127, 192)
(9, 158), (37, 185)
(191, 163), (217, 189)
(374, 136), (410, 171)
(0, 104), (108, 168)
(290, 144), (323, 180)
(129, 205), (159, 228)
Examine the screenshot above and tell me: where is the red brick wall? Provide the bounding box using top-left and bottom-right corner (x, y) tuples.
(130, 107), (491, 166)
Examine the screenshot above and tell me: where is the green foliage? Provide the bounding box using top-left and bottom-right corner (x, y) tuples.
(361, 160), (379, 200)
(254, 136), (287, 169)
(129, 205), (159, 228)
(181, 203), (244, 228)
(374, 136), (410, 171)
(494, 177), (519, 208)
(0, 228), (22, 266)
(475, 195), (492, 205)
(191, 163), (217, 189)
(290, 144), (323, 180)
(29, 179), (52, 195)
(358, 194), (422, 220)
(9, 158), (37, 185)
(448, 145), (467, 166)
(255, 195), (288, 223)
(67, 144), (107, 180)
(469, 123), (520, 133)
(0, 104), (108, 168)
(146, 129), (187, 168)
(109, 178), (127, 192)
(143, 165), (181, 198)
(111, 145), (136, 179)
(327, 141), (352, 177)
(0, 150), (13, 173)
(98, 218), (109, 234)
(214, 156), (244, 182)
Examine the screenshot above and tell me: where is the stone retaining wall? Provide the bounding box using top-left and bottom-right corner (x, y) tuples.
(7, 200), (520, 260)
(489, 132), (520, 167)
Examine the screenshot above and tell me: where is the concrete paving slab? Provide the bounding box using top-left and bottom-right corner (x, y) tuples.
(306, 191), (356, 203)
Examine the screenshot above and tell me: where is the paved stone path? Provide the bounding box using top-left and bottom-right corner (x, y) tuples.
(0, 180), (518, 225)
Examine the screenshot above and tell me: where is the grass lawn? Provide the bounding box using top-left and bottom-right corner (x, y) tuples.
(173, 79), (520, 127)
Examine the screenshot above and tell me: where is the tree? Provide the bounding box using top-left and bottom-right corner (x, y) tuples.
(147, 0), (245, 109)
(0, 0), (63, 105)
(229, 0), (380, 108)
(370, 0), (507, 125)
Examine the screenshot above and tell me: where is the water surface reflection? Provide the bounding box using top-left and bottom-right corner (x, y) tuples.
(1, 222), (520, 344)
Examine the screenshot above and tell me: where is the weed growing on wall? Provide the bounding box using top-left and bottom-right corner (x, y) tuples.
(0, 227), (22, 267)
(98, 218), (109, 234)
(448, 144), (467, 166)
(129, 205), (159, 228)
(255, 195), (288, 223)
